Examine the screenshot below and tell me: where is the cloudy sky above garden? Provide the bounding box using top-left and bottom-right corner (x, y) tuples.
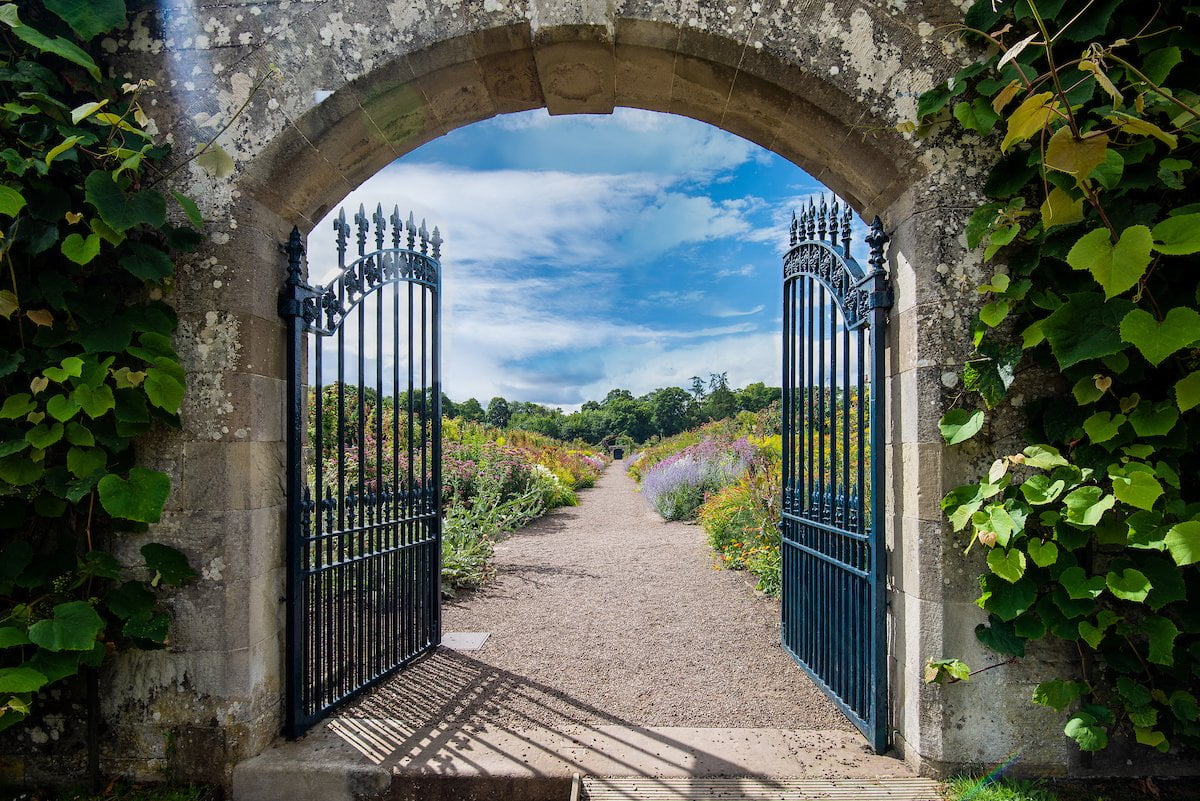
(308, 108), (863, 409)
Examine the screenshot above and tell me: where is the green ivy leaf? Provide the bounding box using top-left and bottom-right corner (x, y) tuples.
(1109, 466), (1163, 511)
(46, 394), (81, 422)
(1060, 566), (1106, 600)
(0, 455), (43, 486)
(1042, 293), (1134, 369)
(978, 574), (1037, 621)
(1026, 539), (1059, 567)
(1066, 226), (1153, 299)
(0, 393), (35, 419)
(171, 192), (204, 228)
(1022, 445), (1069, 470)
(119, 242), (173, 281)
(1082, 412), (1125, 443)
(939, 409), (984, 445)
(1078, 610), (1120, 649)
(1164, 522), (1200, 567)
(195, 143), (235, 178)
(84, 171), (166, 232)
(987, 548), (1027, 583)
(0, 7), (100, 79)
(1106, 568), (1152, 602)
(0, 185), (26, 217)
(42, 0), (126, 41)
(24, 422), (63, 450)
(140, 543), (196, 586)
(98, 468), (171, 524)
(1128, 401), (1179, 437)
(1033, 679), (1085, 711)
(1151, 213), (1200, 255)
(1021, 475), (1066, 506)
(975, 615), (1027, 657)
(1064, 710), (1109, 751)
(0, 667), (47, 694)
(26, 601), (104, 652)
(1141, 616), (1180, 666)
(0, 627), (29, 648)
(1176, 371), (1200, 412)
(104, 581), (155, 620)
(66, 446), (106, 479)
(71, 384), (115, 419)
(144, 367), (184, 413)
(1119, 307), (1200, 366)
(954, 98), (1000, 133)
(1063, 486), (1115, 527)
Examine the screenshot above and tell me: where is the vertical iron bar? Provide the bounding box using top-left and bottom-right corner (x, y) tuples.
(867, 218), (891, 754)
(431, 263), (443, 643)
(281, 227), (306, 738)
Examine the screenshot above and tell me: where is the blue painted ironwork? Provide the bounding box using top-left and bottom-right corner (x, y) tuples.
(780, 196), (891, 753)
(281, 206), (443, 738)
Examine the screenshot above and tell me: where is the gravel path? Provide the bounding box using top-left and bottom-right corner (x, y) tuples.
(344, 464), (853, 733)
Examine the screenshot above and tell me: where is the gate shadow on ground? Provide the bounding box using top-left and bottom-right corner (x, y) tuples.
(328, 648), (829, 787)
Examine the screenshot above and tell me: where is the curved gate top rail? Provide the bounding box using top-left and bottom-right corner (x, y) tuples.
(280, 205), (444, 739)
(780, 194), (892, 753)
(287, 204), (443, 336)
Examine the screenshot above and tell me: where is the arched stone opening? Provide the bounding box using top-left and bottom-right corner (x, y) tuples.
(82, 0), (1071, 788)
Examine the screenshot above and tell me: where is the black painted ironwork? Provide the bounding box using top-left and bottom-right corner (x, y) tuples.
(281, 206), (443, 738)
(780, 196), (891, 753)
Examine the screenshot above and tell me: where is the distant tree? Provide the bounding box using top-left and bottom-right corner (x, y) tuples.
(603, 388), (634, 405)
(689, 375), (706, 401)
(441, 391), (457, 418)
(606, 396), (652, 441)
(647, 386), (691, 437)
(485, 396), (511, 428)
(702, 372), (738, 421)
(457, 397), (484, 421)
(738, 382), (781, 413)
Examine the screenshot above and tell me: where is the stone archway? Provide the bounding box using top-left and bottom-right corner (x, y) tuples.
(97, 0), (1068, 785)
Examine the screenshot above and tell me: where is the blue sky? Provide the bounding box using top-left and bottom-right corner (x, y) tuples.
(307, 109), (865, 410)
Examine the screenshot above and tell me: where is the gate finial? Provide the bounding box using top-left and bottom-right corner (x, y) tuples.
(841, 204), (853, 258)
(806, 198), (816, 239)
(334, 208), (349, 267)
(829, 197), (840, 247)
(817, 195), (828, 241)
(789, 210), (798, 246)
(284, 226), (305, 286)
(407, 211), (417, 250)
(373, 203), (386, 251)
(419, 219), (429, 255)
(390, 206), (403, 248)
(354, 204), (369, 255)
(431, 226), (442, 260)
(866, 216), (888, 276)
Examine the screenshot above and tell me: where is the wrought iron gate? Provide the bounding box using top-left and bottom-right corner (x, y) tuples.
(780, 197), (891, 752)
(280, 207), (443, 738)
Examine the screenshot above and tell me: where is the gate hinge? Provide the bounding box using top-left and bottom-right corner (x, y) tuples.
(866, 287), (893, 311)
(279, 283), (319, 320)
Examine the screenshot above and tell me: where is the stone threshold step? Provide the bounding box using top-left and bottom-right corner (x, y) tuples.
(233, 723), (918, 801)
(582, 776), (944, 801)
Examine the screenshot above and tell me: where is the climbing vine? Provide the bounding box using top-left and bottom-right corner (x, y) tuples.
(0, 0), (199, 732)
(918, 0), (1199, 754)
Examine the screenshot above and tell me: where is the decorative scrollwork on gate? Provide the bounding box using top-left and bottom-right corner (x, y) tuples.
(782, 195), (890, 330)
(286, 204), (442, 337)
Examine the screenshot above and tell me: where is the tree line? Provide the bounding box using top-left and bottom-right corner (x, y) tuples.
(450, 374), (781, 444)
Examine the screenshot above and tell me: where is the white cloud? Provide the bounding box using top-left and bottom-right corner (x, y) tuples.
(708, 304), (765, 318)
(714, 263), (757, 279)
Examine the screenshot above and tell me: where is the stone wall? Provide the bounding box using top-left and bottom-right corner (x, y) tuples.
(43, 0), (1081, 785)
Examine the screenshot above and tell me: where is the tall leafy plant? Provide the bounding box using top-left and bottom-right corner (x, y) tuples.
(0, 0), (199, 732)
(919, 0), (1199, 754)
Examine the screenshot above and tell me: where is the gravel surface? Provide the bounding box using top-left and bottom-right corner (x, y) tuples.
(344, 464), (853, 732)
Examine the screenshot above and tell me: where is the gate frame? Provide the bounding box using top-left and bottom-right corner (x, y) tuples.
(780, 201), (892, 753)
(279, 215), (444, 739)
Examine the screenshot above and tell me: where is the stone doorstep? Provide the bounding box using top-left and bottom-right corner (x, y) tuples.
(232, 723), (920, 801)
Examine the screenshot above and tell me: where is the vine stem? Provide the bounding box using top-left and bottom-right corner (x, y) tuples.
(1028, 1), (1080, 137)
(945, 657), (1018, 684)
(149, 66), (279, 189)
